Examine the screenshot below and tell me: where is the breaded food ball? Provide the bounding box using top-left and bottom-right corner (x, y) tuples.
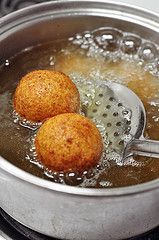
(35, 113), (103, 172)
(13, 70), (80, 122)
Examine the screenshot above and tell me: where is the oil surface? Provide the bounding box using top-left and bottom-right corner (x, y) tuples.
(1, 28), (159, 188)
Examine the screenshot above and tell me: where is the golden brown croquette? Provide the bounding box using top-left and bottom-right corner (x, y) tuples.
(13, 70), (80, 122)
(35, 113), (103, 172)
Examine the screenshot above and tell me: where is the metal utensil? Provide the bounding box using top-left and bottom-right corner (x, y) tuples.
(89, 81), (159, 160)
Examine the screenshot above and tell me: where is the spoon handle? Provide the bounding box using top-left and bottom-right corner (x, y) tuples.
(124, 139), (159, 159)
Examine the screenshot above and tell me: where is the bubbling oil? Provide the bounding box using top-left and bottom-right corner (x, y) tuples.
(1, 27), (159, 187)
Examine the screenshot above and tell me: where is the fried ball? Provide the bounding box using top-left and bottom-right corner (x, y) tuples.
(13, 70), (80, 122)
(35, 113), (103, 172)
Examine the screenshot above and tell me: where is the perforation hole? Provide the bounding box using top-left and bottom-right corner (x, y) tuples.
(126, 120), (131, 125)
(118, 103), (123, 107)
(106, 105), (111, 109)
(113, 112), (118, 117)
(109, 141), (112, 146)
(119, 140), (124, 146)
(109, 97), (115, 101)
(122, 110), (129, 115)
(102, 113), (107, 118)
(116, 122), (122, 126)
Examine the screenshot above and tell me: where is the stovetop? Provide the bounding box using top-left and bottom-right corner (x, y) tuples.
(0, 0), (159, 239)
(1, 207), (159, 240)
(0, 208), (55, 240)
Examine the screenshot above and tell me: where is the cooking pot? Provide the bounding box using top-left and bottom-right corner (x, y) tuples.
(1, 1), (159, 239)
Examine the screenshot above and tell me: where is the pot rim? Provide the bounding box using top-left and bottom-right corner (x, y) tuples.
(1, 0), (159, 197)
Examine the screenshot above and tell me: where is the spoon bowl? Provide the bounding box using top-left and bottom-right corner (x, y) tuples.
(91, 81), (159, 160)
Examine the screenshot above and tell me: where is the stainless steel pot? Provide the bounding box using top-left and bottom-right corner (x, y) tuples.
(1, 1), (159, 239)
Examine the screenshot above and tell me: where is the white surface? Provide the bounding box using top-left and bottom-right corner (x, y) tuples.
(109, 0), (159, 14)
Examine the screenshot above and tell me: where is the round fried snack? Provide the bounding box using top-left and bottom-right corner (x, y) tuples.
(35, 113), (103, 172)
(13, 70), (80, 122)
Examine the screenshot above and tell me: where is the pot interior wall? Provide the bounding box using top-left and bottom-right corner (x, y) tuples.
(1, 14), (159, 64)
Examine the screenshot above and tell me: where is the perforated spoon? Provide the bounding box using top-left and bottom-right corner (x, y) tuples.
(86, 81), (159, 160)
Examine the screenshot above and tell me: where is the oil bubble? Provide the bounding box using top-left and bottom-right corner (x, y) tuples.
(138, 42), (157, 61)
(121, 35), (141, 54)
(93, 27), (123, 51)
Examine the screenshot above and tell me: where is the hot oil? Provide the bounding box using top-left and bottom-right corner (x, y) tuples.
(1, 28), (159, 187)
(0, 40), (68, 181)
